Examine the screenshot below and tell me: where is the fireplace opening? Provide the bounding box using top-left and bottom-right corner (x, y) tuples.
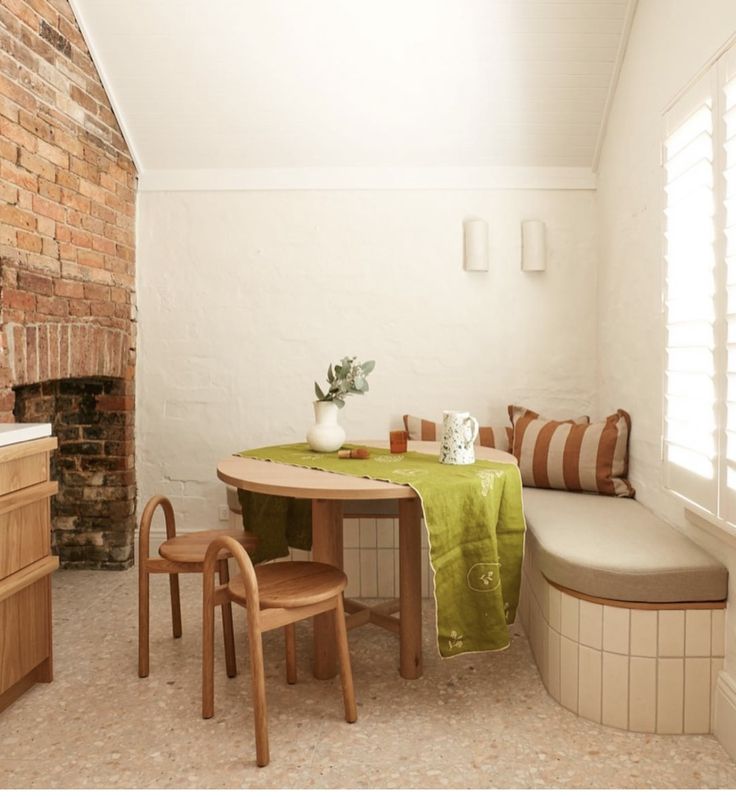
(13, 378), (136, 570)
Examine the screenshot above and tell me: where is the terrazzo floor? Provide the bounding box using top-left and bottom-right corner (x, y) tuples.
(1, 569), (736, 789)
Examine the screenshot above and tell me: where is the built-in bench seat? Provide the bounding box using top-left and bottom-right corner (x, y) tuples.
(518, 487), (728, 735)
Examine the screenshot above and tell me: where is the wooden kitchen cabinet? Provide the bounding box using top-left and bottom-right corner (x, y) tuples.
(0, 435), (58, 713)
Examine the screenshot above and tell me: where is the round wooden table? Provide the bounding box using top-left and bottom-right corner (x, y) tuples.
(217, 441), (515, 680)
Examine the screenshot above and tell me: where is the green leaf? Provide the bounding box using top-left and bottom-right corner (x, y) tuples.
(314, 382), (325, 400)
(327, 364), (334, 383)
(361, 360), (375, 375)
(334, 397), (345, 408)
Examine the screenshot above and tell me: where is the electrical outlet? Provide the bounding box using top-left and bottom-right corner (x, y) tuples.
(218, 505), (229, 522)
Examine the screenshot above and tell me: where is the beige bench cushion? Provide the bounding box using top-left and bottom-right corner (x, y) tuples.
(523, 487), (727, 603)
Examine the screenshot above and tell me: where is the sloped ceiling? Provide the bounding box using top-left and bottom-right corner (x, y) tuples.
(71, 0), (634, 189)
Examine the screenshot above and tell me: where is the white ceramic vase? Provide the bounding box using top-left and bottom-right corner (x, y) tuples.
(307, 400), (346, 452)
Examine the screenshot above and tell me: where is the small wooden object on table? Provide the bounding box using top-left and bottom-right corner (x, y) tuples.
(0, 435), (58, 713)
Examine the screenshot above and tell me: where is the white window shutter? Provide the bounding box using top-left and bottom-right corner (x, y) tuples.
(663, 75), (718, 513)
(719, 49), (736, 523)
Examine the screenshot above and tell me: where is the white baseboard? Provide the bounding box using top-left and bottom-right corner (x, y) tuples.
(715, 671), (736, 760)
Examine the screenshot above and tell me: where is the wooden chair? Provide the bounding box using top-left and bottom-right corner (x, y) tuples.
(138, 495), (256, 679)
(202, 535), (357, 767)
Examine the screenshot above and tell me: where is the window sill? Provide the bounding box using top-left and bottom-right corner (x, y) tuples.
(684, 503), (736, 549)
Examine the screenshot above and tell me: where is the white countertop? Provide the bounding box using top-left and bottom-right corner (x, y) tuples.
(0, 423), (52, 447)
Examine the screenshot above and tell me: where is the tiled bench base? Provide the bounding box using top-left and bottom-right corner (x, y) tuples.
(518, 548), (726, 734)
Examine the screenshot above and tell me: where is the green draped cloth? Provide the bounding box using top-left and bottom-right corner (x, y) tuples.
(236, 443), (526, 657)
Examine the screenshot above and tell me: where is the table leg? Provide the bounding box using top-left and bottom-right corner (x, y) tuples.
(399, 496), (423, 679)
(311, 498), (343, 679)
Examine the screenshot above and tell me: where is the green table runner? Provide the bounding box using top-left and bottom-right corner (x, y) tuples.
(236, 443), (526, 657)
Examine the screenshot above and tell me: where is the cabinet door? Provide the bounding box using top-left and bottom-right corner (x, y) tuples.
(0, 577), (50, 694)
(0, 452), (48, 495)
(0, 497), (51, 581)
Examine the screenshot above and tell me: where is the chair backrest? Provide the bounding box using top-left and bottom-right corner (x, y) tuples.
(139, 495), (177, 559)
(203, 535), (261, 627)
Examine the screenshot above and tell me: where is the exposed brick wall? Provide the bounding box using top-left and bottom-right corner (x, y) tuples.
(0, 0), (137, 567)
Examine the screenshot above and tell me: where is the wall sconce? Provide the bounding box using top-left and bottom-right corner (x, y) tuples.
(463, 218), (488, 272)
(521, 220), (546, 272)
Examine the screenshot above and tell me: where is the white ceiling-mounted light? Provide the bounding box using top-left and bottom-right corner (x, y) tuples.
(521, 220), (546, 272)
(463, 218), (488, 272)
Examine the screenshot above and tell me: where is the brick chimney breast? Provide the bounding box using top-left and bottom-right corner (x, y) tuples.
(1, 0), (138, 568)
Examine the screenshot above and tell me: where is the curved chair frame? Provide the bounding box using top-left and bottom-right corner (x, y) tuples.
(138, 495), (237, 679)
(202, 535), (356, 767)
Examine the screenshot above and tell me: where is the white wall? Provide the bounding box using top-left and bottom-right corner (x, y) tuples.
(137, 189), (597, 530)
(596, 0), (736, 676)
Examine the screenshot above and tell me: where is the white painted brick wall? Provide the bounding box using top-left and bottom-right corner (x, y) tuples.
(137, 188), (598, 538)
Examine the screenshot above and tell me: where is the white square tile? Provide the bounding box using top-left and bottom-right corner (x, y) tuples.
(376, 518), (394, 548)
(658, 610), (685, 657)
(602, 652), (629, 729)
(578, 646), (602, 722)
(630, 610), (657, 657)
(560, 636), (579, 713)
(560, 593), (579, 641)
(539, 619), (550, 688)
(548, 628), (561, 701)
(359, 548), (377, 597)
(518, 579), (529, 632)
(343, 549), (360, 598)
(540, 579), (551, 622)
(377, 549), (395, 598)
(712, 610), (726, 657)
(528, 600), (541, 665)
(548, 585), (562, 632)
(579, 601), (603, 650)
(657, 658), (684, 733)
(629, 656), (657, 732)
(685, 610), (711, 658)
(342, 518), (360, 548)
(359, 517), (377, 548)
(603, 606), (630, 655)
(712, 658), (724, 728)
(684, 658), (711, 733)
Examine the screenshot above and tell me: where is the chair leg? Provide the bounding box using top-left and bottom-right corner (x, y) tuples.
(248, 627), (270, 766)
(334, 592), (357, 723)
(169, 573), (182, 639)
(284, 624), (297, 684)
(202, 578), (216, 719)
(218, 560), (237, 678)
(138, 561), (150, 678)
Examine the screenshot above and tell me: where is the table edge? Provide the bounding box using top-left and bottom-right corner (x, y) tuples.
(217, 460), (419, 500)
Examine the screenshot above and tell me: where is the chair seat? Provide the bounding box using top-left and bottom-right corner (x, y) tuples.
(159, 530), (256, 564)
(228, 561), (348, 608)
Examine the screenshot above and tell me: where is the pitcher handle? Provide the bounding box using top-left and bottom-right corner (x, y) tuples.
(464, 416), (479, 447)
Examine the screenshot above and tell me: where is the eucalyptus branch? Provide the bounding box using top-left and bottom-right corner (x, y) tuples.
(314, 356), (375, 408)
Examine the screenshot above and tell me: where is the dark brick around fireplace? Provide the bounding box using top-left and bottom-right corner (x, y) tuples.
(14, 378), (135, 569)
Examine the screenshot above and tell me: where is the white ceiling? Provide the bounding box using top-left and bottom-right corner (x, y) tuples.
(72, 0), (633, 186)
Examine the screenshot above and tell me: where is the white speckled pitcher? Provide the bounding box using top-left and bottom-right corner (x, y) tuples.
(439, 410), (479, 465)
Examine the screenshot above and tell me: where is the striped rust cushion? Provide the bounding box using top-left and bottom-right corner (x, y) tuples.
(402, 414), (513, 453)
(508, 405), (634, 497)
